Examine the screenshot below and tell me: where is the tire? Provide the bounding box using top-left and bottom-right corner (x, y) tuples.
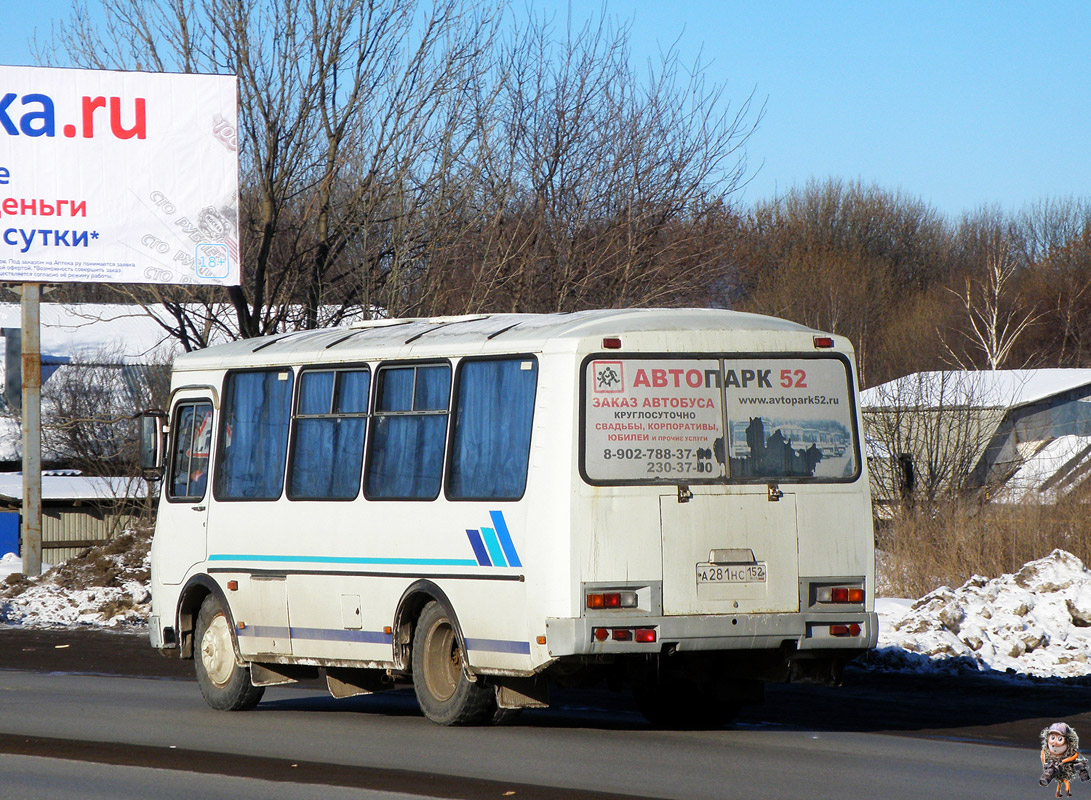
(193, 595), (265, 711)
(411, 601), (496, 725)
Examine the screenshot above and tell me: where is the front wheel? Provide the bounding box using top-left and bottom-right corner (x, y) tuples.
(411, 601), (496, 725)
(194, 595), (264, 711)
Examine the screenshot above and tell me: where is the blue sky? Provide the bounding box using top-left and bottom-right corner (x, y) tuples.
(3, 0), (1088, 219)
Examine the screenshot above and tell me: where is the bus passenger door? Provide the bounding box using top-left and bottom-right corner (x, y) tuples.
(660, 490), (800, 615)
(155, 394), (214, 586)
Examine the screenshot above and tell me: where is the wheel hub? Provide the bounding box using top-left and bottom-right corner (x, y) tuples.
(201, 613), (235, 687)
(423, 619), (459, 702)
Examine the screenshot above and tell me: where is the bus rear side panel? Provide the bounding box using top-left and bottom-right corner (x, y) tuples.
(544, 344), (876, 675)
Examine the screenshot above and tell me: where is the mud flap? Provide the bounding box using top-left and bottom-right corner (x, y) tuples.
(326, 666), (397, 698)
(495, 676), (550, 709)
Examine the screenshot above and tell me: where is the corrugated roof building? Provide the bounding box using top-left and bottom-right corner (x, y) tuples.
(862, 370), (1091, 506)
(0, 471), (149, 560)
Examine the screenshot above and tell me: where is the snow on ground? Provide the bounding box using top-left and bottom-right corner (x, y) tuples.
(0, 530), (151, 629)
(869, 549), (1091, 679)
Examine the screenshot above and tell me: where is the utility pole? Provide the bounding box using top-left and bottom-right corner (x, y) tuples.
(20, 284), (41, 576)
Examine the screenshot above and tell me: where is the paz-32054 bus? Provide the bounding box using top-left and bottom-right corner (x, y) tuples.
(141, 309), (877, 726)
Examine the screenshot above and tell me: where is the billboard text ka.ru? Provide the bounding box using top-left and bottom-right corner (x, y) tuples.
(1, 92), (145, 140)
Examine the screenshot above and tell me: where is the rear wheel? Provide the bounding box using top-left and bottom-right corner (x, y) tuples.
(194, 596), (264, 711)
(412, 601), (496, 725)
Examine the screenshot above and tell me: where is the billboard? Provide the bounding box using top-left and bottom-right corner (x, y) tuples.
(0, 65), (239, 286)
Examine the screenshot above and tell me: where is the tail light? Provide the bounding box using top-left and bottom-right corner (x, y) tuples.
(830, 623), (862, 637)
(586, 591), (638, 609)
(591, 627), (657, 644)
(816, 585), (865, 604)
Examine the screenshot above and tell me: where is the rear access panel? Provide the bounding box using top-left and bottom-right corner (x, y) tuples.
(660, 492), (799, 615)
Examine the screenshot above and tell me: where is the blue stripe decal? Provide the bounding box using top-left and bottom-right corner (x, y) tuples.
(490, 510), (522, 568)
(464, 637), (531, 655)
(479, 527), (508, 568)
(465, 530), (491, 566)
(240, 627), (522, 653)
(236, 625), (290, 639)
(290, 627), (392, 645)
(208, 554), (478, 567)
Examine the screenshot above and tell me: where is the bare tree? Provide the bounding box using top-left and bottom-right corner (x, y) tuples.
(41, 347), (171, 473)
(733, 180), (953, 386)
(492, 14), (757, 313)
(43, 2), (761, 337)
(1016, 199), (1091, 367)
(357, 9), (760, 317)
(45, 0), (504, 339)
(33, 347), (172, 532)
(864, 371), (1014, 507)
(941, 246), (1040, 369)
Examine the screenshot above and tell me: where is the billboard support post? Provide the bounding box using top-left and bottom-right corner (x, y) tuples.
(20, 283), (42, 577)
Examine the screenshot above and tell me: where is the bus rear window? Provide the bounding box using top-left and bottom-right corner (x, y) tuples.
(723, 358), (857, 481)
(582, 356), (858, 483)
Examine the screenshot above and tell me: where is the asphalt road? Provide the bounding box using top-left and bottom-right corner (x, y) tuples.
(4, 626), (1090, 746)
(0, 626), (1089, 798)
(0, 755), (414, 800)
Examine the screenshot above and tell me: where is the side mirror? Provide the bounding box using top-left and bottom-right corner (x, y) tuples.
(139, 410), (167, 476)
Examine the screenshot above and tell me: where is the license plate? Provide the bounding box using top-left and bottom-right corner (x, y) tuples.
(696, 562), (767, 584)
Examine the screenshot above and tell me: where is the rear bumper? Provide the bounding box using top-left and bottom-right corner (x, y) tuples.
(544, 609), (878, 657)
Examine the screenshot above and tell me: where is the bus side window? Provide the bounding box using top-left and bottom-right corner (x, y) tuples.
(215, 370), (294, 500)
(288, 368), (371, 500)
(168, 402), (213, 501)
(448, 358), (538, 500)
(366, 363), (450, 500)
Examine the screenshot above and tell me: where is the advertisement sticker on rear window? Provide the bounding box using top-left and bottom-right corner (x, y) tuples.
(585, 358), (723, 481)
(583, 356), (858, 483)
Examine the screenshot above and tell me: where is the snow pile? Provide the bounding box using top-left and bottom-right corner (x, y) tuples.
(0, 529), (152, 629)
(872, 549), (1091, 678)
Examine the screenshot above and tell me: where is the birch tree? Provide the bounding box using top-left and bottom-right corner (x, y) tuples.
(942, 247), (1040, 369)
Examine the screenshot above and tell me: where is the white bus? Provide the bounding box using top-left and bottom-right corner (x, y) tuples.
(141, 309), (877, 726)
